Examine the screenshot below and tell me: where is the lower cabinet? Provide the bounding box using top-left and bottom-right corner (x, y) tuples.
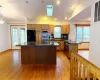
(56, 41), (61, 50)
(61, 41), (64, 50)
(64, 42), (70, 58)
(64, 42), (78, 59)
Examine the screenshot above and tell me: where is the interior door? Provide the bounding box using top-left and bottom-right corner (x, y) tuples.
(12, 27), (19, 49)
(11, 26), (26, 49)
(20, 28), (26, 44)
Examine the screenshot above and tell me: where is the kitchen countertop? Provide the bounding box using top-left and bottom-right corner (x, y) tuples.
(64, 40), (81, 44)
(49, 39), (81, 44)
(17, 42), (59, 47)
(49, 39), (67, 41)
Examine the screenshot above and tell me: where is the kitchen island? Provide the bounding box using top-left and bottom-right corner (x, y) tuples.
(18, 42), (59, 64)
(64, 40), (80, 59)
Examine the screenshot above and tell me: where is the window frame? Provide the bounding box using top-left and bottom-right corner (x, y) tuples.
(54, 26), (61, 38)
(76, 26), (90, 43)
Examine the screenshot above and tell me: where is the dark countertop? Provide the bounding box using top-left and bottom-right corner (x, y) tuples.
(49, 39), (81, 44)
(17, 42), (59, 47)
(49, 39), (67, 41)
(64, 40), (81, 44)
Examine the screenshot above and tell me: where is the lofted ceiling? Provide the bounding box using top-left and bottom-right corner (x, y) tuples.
(70, 6), (91, 22)
(0, 0), (80, 23)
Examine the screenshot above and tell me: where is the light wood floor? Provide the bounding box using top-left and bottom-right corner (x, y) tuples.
(0, 50), (70, 80)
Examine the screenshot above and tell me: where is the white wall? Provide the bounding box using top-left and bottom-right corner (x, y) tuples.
(69, 23), (76, 41)
(0, 23), (10, 53)
(90, 0), (100, 68)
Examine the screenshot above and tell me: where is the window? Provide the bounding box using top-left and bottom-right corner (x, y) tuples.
(77, 26), (90, 42)
(54, 27), (61, 38)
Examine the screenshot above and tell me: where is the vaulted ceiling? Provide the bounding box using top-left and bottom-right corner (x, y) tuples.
(0, 0), (80, 22)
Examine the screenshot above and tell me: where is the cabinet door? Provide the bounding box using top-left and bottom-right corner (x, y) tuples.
(61, 41), (64, 50)
(27, 24), (32, 30)
(32, 24), (36, 30)
(38, 31), (42, 43)
(42, 24), (49, 30)
(27, 24), (36, 30)
(36, 31), (41, 43)
(49, 25), (54, 34)
(56, 41), (61, 51)
(66, 25), (70, 34)
(36, 24), (41, 31)
(61, 25), (70, 34)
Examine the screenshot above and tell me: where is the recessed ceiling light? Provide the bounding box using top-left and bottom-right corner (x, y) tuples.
(70, 5), (76, 10)
(56, 0), (60, 5)
(54, 18), (57, 20)
(65, 17), (67, 20)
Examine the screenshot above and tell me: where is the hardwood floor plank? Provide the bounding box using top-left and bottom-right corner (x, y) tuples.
(0, 50), (70, 80)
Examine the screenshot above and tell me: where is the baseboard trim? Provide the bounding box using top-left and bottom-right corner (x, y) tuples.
(78, 49), (89, 50)
(11, 49), (21, 50)
(0, 49), (12, 54)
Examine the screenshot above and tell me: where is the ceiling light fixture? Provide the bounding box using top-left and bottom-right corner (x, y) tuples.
(56, 0), (60, 5)
(46, 5), (53, 16)
(54, 18), (57, 20)
(70, 5), (77, 10)
(65, 17), (67, 20)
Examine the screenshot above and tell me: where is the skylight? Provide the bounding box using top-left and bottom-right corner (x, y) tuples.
(46, 5), (53, 16)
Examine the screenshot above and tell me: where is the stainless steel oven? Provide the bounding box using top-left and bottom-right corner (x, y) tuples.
(41, 31), (49, 41)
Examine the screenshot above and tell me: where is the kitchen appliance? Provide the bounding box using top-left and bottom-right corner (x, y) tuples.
(27, 30), (36, 42)
(41, 31), (48, 41)
(49, 34), (54, 39)
(61, 34), (68, 40)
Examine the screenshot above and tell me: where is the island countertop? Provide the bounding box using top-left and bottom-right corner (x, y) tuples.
(17, 42), (59, 47)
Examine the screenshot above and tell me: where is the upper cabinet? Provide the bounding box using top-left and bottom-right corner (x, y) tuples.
(27, 24), (36, 30)
(41, 24), (49, 30)
(61, 25), (70, 34)
(27, 24), (70, 34)
(36, 24), (42, 32)
(49, 25), (54, 34)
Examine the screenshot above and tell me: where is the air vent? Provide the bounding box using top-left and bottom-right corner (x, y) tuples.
(41, 0), (44, 3)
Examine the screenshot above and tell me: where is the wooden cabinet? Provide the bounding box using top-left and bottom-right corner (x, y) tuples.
(49, 25), (54, 34)
(27, 24), (36, 30)
(56, 41), (61, 50)
(61, 41), (64, 50)
(36, 31), (42, 43)
(41, 24), (49, 30)
(36, 25), (42, 31)
(64, 42), (78, 59)
(61, 25), (70, 34)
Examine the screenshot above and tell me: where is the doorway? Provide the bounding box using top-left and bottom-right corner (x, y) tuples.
(11, 26), (26, 49)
